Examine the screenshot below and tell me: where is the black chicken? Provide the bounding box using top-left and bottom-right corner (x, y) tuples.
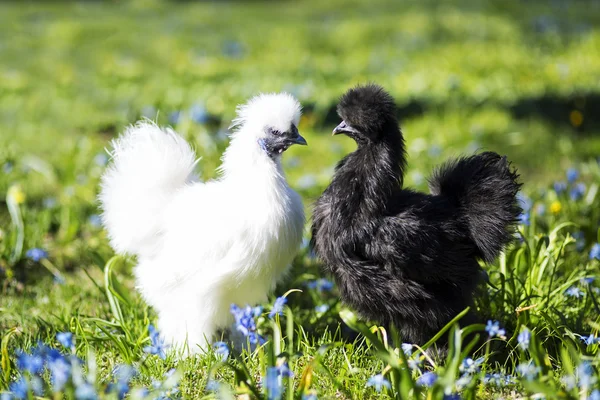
(311, 84), (521, 345)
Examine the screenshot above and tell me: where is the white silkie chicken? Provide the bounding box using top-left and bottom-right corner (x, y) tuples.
(99, 93), (306, 354)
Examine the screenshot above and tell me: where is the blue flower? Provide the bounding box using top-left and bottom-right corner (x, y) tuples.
(221, 40), (245, 59)
(516, 362), (540, 381)
(565, 286), (584, 298)
(9, 377), (28, 399)
(484, 373), (515, 386)
(269, 297), (287, 319)
(230, 304), (263, 344)
(57, 332), (74, 349)
(577, 362), (596, 388)
(94, 153), (109, 167)
(460, 357), (484, 374)
(3, 161), (14, 174)
(416, 372), (437, 387)
(25, 248), (48, 262)
(401, 343), (412, 356)
(517, 192), (532, 212)
(301, 392), (318, 400)
(30, 377), (43, 396)
(535, 204), (545, 216)
(265, 367), (282, 400)
(589, 389), (600, 400)
(141, 105), (157, 119)
(581, 277), (594, 285)
(553, 181), (567, 194)
(573, 231), (586, 252)
(443, 395), (462, 400)
(366, 374), (391, 392)
(566, 168), (579, 183)
(455, 374), (472, 390)
(143, 325), (168, 359)
(75, 382), (97, 400)
(306, 279), (334, 292)
(168, 111), (181, 125)
(315, 304), (329, 313)
(47, 353), (71, 392)
(110, 365), (135, 400)
(590, 243), (600, 260)
(16, 350), (44, 375)
(517, 328), (531, 351)
(189, 103), (209, 124)
(43, 197), (57, 209)
(518, 212), (530, 226)
(213, 342), (229, 361)
(88, 215), (102, 228)
(570, 183), (586, 200)
(276, 361), (294, 378)
(205, 379), (219, 392)
(579, 334), (599, 346)
(485, 320), (506, 338)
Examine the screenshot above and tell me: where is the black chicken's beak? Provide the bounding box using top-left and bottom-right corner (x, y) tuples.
(333, 120), (358, 136)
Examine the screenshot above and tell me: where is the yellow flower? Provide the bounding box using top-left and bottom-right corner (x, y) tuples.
(7, 185), (26, 205)
(550, 200), (562, 214)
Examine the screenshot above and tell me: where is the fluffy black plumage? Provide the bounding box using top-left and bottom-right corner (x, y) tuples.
(311, 84), (522, 345)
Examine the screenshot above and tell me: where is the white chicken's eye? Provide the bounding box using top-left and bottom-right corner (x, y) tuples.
(267, 127), (282, 136)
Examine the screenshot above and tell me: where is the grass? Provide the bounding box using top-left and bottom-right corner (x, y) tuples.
(1, 0), (600, 398)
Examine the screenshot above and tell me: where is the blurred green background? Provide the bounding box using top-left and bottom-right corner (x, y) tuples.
(1, 0), (600, 272)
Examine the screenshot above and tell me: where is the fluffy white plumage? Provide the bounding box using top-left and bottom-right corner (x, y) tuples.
(99, 93), (305, 354)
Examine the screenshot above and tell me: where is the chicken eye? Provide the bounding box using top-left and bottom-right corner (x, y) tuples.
(267, 127), (283, 136)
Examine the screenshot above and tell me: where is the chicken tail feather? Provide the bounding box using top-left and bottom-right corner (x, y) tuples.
(429, 151), (522, 263)
(99, 121), (199, 257)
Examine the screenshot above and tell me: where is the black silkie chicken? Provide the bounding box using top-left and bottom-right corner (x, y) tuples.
(311, 84), (521, 345)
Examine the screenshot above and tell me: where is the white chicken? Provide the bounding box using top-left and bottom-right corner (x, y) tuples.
(99, 93), (306, 354)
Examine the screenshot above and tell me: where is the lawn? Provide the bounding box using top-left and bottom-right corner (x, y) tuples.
(1, 0), (600, 399)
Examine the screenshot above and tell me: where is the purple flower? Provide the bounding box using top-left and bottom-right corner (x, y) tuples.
(366, 374), (391, 392)
(485, 320), (506, 338)
(213, 342), (229, 361)
(25, 248), (48, 262)
(417, 372), (437, 387)
(56, 332), (74, 349)
(143, 325), (168, 359)
(590, 243), (600, 260)
(517, 328), (531, 351)
(269, 297), (287, 319)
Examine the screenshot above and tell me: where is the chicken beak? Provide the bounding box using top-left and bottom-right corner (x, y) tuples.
(333, 120), (357, 136)
(291, 134), (307, 146)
